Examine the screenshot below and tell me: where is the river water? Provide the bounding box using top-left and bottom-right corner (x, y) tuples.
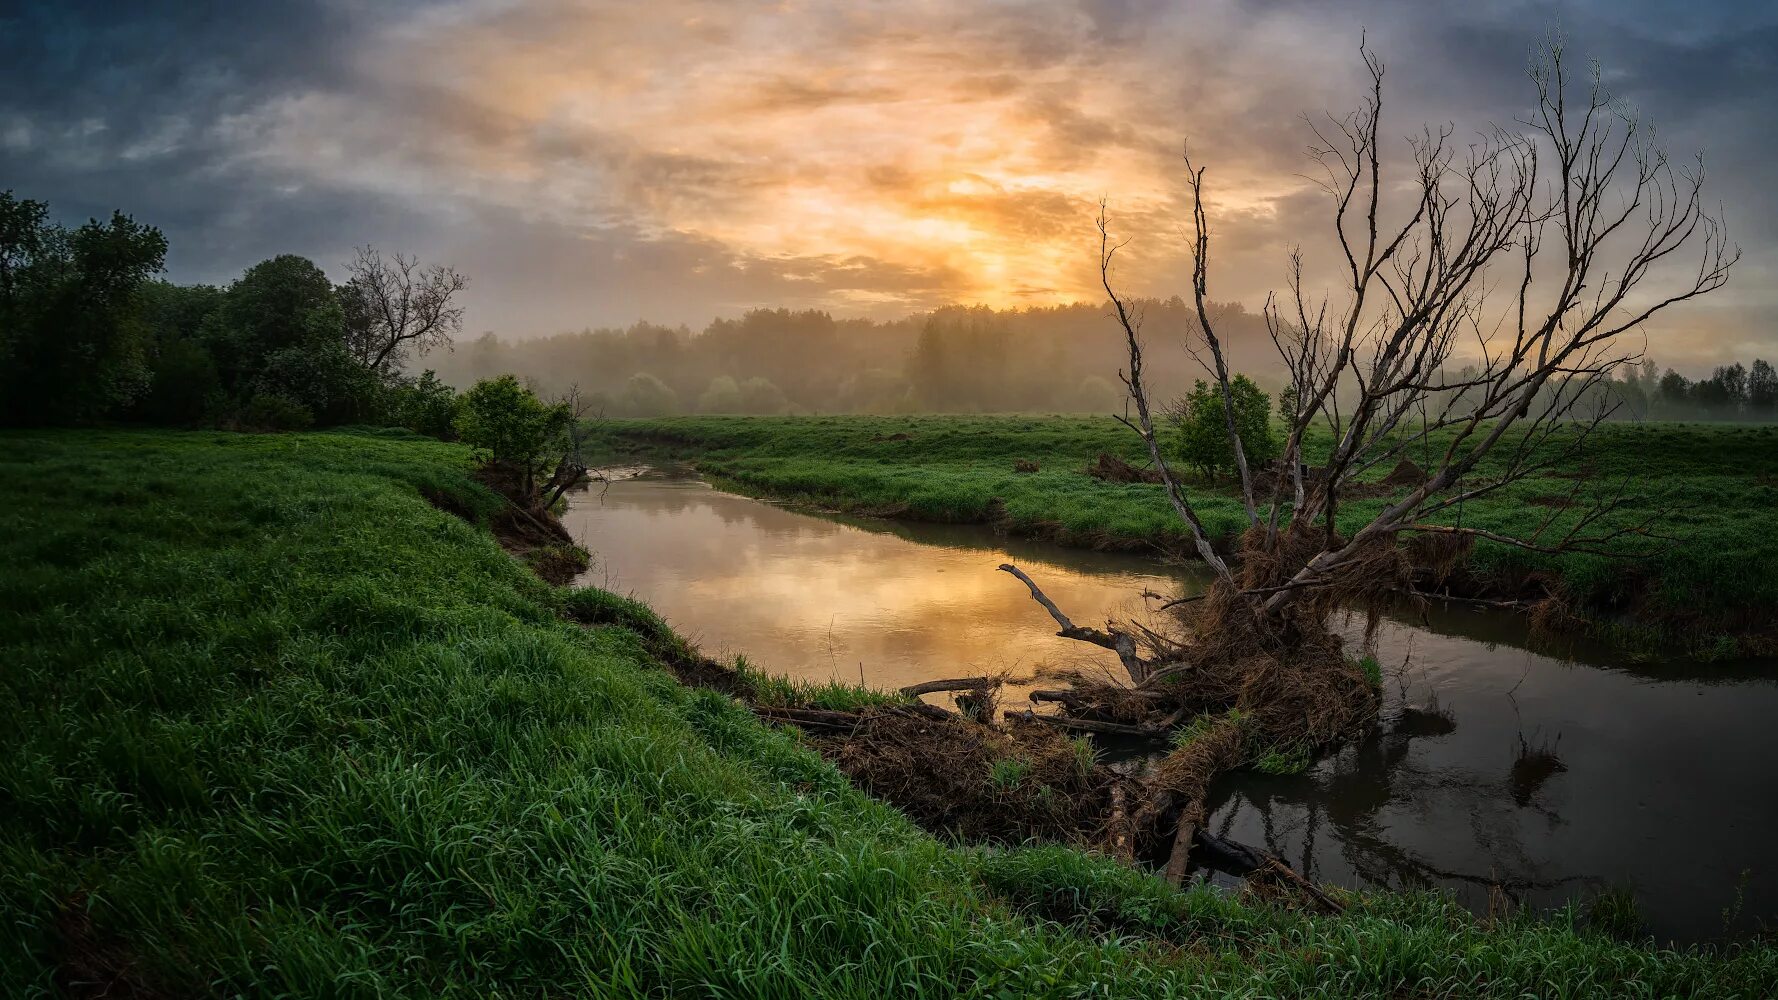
(565, 468), (1778, 942)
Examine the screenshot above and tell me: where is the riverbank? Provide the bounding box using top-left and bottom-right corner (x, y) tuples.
(4, 428), (1774, 996)
(587, 414), (1778, 658)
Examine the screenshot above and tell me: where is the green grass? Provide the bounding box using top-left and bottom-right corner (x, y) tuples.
(3, 428), (1774, 996)
(590, 414), (1778, 653)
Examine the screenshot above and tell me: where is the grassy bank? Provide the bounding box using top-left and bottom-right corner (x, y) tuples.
(3, 429), (1774, 996)
(588, 415), (1778, 655)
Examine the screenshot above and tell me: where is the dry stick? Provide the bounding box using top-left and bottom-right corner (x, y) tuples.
(1260, 856), (1346, 914)
(998, 563), (1148, 683)
(1164, 807), (1202, 886)
(1107, 784), (1135, 863)
(899, 676), (992, 698)
(1005, 709), (1157, 737)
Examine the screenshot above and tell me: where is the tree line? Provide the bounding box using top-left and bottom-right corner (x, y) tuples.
(0, 190), (467, 434)
(429, 300), (1286, 417)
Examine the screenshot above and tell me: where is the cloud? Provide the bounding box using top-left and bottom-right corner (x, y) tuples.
(1, 0), (1772, 363)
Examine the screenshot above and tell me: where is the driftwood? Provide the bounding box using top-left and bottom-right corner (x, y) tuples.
(752, 697), (1337, 909)
(998, 563), (1149, 683)
(1005, 709), (1155, 737)
(900, 676), (992, 698)
(1186, 828), (1345, 913)
(1163, 807), (1201, 886)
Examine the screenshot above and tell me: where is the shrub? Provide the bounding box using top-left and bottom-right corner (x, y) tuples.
(454, 375), (571, 497)
(237, 392), (314, 431)
(1171, 375), (1278, 481)
(389, 370), (459, 439)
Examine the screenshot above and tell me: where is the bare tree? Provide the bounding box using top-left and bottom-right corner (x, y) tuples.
(342, 246), (468, 374)
(1007, 38), (1736, 879)
(539, 384), (606, 511)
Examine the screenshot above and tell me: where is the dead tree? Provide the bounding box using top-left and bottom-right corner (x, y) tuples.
(1009, 38), (1735, 867)
(1071, 37), (1732, 631)
(539, 384), (606, 511)
(342, 245), (468, 374)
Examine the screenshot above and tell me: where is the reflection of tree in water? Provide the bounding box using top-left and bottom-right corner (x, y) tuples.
(1208, 703), (1584, 908)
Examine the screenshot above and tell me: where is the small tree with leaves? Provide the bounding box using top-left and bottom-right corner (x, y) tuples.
(1172, 376), (1278, 482)
(454, 375), (571, 500)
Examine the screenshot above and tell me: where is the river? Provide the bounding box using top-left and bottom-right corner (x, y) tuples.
(565, 467), (1778, 942)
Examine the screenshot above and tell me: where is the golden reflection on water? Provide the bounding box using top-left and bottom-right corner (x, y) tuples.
(563, 472), (1196, 703)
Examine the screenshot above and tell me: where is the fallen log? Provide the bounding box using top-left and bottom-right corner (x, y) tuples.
(1163, 807), (1200, 886)
(998, 563), (1150, 682)
(752, 706), (863, 731)
(1187, 828), (1344, 913)
(900, 676), (992, 698)
(1004, 709), (1155, 737)
(1003, 706), (1187, 738)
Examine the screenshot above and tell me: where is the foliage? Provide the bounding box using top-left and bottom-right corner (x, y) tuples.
(1171, 375), (1279, 481)
(0, 189), (478, 435)
(387, 369), (459, 439)
(698, 374), (744, 413)
(236, 392), (316, 431)
(0, 191), (168, 425)
(454, 374), (571, 494)
(1, 429), (1773, 995)
(619, 371), (680, 416)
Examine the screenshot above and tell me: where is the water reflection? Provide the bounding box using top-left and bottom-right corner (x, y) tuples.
(566, 469), (1778, 942)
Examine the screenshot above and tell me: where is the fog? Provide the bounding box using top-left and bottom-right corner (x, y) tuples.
(423, 300), (1286, 416)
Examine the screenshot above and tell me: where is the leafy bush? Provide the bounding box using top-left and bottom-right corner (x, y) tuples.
(1171, 375), (1278, 481)
(454, 374), (571, 496)
(388, 370), (459, 439)
(237, 392), (314, 431)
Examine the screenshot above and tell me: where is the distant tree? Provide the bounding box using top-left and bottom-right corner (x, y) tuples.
(737, 376), (789, 414)
(1693, 363), (1748, 415)
(1749, 359), (1777, 417)
(1275, 384), (1299, 424)
(455, 375), (571, 498)
(135, 281), (225, 425)
(1071, 375), (1120, 413)
(910, 307), (1018, 411)
(0, 190), (48, 304)
(211, 255), (375, 426)
(838, 368), (912, 413)
(1171, 375), (1277, 482)
(341, 246), (467, 375)
(619, 372), (679, 416)
(214, 255), (341, 376)
(1657, 369), (1691, 415)
(698, 375), (743, 413)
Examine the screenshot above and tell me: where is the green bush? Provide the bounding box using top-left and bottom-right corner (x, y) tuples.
(455, 374), (571, 495)
(237, 392), (315, 431)
(1172, 375), (1278, 481)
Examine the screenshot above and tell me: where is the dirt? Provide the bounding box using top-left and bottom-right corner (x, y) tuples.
(424, 463), (591, 585)
(1084, 452), (1163, 484)
(54, 893), (165, 999)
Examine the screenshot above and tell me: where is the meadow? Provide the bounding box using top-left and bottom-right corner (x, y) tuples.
(588, 414), (1778, 655)
(3, 428), (1775, 996)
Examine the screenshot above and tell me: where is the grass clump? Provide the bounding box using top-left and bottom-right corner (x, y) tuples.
(2, 428), (1774, 997)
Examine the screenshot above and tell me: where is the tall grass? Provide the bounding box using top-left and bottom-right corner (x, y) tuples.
(2, 428), (1772, 996)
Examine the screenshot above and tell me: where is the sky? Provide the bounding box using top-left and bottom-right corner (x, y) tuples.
(3, 0), (1775, 366)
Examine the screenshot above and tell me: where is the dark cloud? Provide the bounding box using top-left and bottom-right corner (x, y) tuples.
(1, 0), (1771, 364)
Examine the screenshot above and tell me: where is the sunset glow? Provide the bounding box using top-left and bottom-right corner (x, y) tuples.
(6, 0), (1773, 356)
